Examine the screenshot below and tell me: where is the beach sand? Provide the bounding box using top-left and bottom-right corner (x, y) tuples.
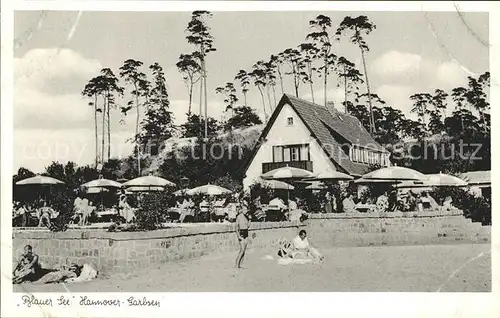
(14, 243), (491, 293)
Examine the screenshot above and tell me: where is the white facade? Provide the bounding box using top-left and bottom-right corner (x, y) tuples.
(243, 103), (337, 190)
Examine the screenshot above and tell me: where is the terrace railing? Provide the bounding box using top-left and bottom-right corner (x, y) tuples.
(262, 160), (313, 174)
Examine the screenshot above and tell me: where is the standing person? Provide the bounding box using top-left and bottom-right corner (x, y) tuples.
(119, 192), (135, 223)
(325, 191), (333, 213)
(235, 197), (250, 269)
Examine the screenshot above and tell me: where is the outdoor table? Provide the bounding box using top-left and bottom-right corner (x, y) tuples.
(355, 204), (376, 212)
(97, 209), (118, 216)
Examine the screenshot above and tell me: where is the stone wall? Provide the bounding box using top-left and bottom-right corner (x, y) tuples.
(12, 222), (304, 275)
(306, 211), (491, 247)
(12, 211), (491, 275)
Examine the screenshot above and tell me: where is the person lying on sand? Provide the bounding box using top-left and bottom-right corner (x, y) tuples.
(34, 264), (80, 284)
(13, 245), (41, 284)
(277, 238), (293, 258)
(291, 230), (324, 261)
(34, 263), (98, 284)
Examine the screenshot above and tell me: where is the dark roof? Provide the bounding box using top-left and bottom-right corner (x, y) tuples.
(288, 95), (387, 152)
(243, 94), (388, 177)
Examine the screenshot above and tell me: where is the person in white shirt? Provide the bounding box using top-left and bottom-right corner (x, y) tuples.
(291, 230), (323, 261)
(37, 201), (53, 228)
(74, 196), (83, 213)
(342, 193), (357, 214)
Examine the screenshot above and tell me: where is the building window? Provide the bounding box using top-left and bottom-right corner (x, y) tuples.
(273, 146), (283, 162)
(287, 117), (294, 126)
(300, 145), (310, 161)
(351, 145), (385, 166)
(272, 144), (310, 162)
(283, 147), (291, 161)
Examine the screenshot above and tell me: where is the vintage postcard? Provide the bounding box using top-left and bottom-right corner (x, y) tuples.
(1, 1), (498, 317)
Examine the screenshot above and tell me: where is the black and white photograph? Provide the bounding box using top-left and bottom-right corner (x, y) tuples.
(1, 1), (497, 317)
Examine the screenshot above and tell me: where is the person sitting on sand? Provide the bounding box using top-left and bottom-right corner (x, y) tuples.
(291, 230), (324, 261)
(13, 245), (41, 284)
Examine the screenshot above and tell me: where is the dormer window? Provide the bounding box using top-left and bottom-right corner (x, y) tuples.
(287, 117), (294, 126)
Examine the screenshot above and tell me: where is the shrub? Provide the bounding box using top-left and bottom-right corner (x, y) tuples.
(430, 187), (491, 225)
(249, 183), (275, 203)
(134, 191), (174, 230)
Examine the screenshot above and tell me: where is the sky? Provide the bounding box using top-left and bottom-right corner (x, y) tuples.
(13, 10), (489, 173)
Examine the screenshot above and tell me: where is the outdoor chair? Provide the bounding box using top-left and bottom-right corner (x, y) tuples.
(265, 208), (286, 222)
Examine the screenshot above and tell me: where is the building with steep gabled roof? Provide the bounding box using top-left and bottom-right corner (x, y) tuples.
(243, 94), (391, 189)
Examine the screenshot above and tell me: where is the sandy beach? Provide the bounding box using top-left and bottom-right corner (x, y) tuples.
(14, 243), (491, 293)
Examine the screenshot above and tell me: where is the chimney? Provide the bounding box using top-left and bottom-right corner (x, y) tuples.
(326, 101), (336, 113)
(326, 101), (343, 120)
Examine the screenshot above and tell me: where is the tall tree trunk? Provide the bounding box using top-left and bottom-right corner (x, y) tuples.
(198, 57), (204, 137)
(134, 83), (141, 176)
(277, 67), (284, 95)
(266, 87), (273, 115)
(203, 59), (208, 139)
(258, 86), (267, 122)
(344, 67), (348, 114)
(243, 91), (248, 107)
(308, 64), (315, 104)
(323, 55), (328, 107)
(272, 85), (277, 109)
(94, 94), (98, 167)
(460, 114), (465, 132)
(480, 110), (486, 132)
(360, 48), (375, 133)
(188, 82), (193, 116)
(101, 96), (106, 167)
(309, 80), (315, 104)
(107, 91), (111, 161)
(293, 66), (299, 97)
(199, 71), (203, 133)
